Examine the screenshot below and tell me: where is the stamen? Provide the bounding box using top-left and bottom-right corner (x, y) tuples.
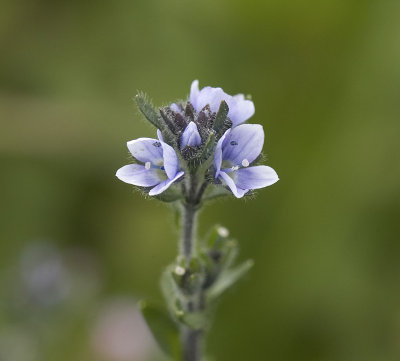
(241, 159), (249, 167)
(174, 266), (185, 276)
(145, 162), (151, 170)
(231, 165), (239, 171)
(153, 141), (161, 147)
(230, 141), (238, 146)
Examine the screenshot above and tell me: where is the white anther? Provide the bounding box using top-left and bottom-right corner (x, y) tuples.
(174, 266), (185, 276)
(145, 162), (151, 170)
(241, 159), (249, 167)
(217, 226), (229, 238)
(231, 165), (239, 171)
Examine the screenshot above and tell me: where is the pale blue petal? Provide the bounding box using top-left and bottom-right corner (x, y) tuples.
(228, 96), (255, 126)
(180, 121), (202, 148)
(214, 129), (231, 177)
(160, 141), (179, 179)
(219, 171), (249, 198)
(222, 124), (264, 165)
(195, 86), (228, 113)
(170, 103), (181, 113)
(149, 171), (184, 196)
(127, 138), (163, 164)
(190, 80), (200, 109)
(234, 165), (279, 190)
(157, 129), (164, 142)
(189, 81), (255, 125)
(116, 164), (163, 187)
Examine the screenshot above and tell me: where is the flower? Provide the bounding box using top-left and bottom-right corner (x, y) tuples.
(189, 80), (255, 127)
(116, 131), (184, 196)
(180, 121), (202, 148)
(214, 124), (279, 198)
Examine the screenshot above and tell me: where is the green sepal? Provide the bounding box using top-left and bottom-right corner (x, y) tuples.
(199, 132), (216, 163)
(207, 259), (254, 301)
(139, 300), (181, 359)
(202, 185), (232, 201)
(194, 132), (216, 178)
(153, 184), (183, 203)
(135, 92), (164, 129)
(212, 101), (229, 134)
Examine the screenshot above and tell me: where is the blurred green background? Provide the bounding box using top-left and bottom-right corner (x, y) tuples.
(1, 0), (400, 360)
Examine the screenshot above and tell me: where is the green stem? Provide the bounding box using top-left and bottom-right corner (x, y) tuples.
(182, 328), (203, 361)
(180, 203), (198, 260)
(179, 202), (203, 361)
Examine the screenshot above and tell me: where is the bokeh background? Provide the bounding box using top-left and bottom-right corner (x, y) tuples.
(1, 0), (400, 360)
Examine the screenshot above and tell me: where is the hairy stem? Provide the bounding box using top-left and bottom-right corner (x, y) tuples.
(182, 328), (203, 361)
(180, 203), (198, 260)
(179, 202), (203, 361)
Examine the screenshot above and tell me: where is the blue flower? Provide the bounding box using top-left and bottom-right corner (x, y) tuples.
(190, 80), (255, 127)
(214, 124), (279, 198)
(116, 131), (184, 196)
(180, 121), (202, 148)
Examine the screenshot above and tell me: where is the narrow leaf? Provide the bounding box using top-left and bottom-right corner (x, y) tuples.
(140, 301), (181, 359)
(207, 259), (254, 300)
(178, 311), (207, 330)
(135, 92), (163, 129)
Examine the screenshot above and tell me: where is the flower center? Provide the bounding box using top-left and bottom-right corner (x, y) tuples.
(227, 158), (250, 172)
(145, 161), (165, 171)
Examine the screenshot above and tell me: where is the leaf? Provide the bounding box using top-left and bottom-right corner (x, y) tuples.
(218, 239), (239, 272)
(212, 101), (229, 133)
(207, 259), (254, 300)
(161, 267), (184, 317)
(135, 92), (163, 129)
(178, 311), (207, 330)
(140, 300), (181, 359)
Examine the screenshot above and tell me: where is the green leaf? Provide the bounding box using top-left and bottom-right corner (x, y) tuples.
(161, 267), (184, 317)
(207, 259), (254, 300)
(140, 300), (181, 359)
(219, 239), (239, 271)
(212, 101), (229, 133)
(178, 311), (207, 330)
(135, 92), (163, 129)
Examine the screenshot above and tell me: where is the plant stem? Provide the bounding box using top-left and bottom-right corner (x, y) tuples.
(180, 203), (198, 260)
(179, 202), (203, 361)
(182, 327), (203, 361)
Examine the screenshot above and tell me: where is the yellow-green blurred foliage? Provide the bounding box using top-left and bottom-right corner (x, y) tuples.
(1, 0), (400, 360)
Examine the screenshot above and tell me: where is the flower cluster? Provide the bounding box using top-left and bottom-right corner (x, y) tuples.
(116, 80), (278, 201)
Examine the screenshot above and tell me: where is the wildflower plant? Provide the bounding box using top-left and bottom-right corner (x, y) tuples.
(116, 80), (279, 361)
